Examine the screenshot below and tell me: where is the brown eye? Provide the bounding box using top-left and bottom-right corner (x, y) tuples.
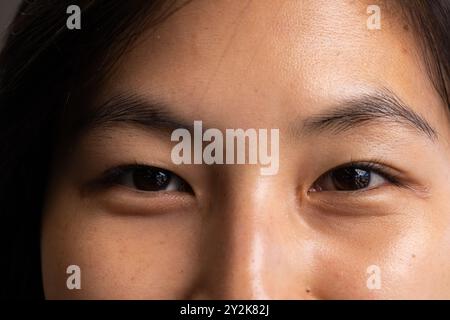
(108, 165), (193, 193)
(311, 164), (390, 192)
(331, 167), (370, 190)
(131, 167), (171, 191)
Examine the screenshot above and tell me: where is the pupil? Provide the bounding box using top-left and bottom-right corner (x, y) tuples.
(132, 167), (170, 191)
(332, 167), (370, 190)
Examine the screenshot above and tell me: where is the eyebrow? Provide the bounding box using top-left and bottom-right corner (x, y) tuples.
(85, 93), (193, 134)
(299, 89), (437, 141)
(86, 89), (437, 142)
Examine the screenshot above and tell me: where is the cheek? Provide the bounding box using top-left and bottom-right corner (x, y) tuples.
(308, 214), (446, 299)
(41, 200), (202, 299)
(41, 186), (450, 299)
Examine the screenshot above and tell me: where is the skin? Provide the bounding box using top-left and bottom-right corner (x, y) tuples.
(42, 0), (450, 299)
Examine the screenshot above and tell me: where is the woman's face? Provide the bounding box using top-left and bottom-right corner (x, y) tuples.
(41, 0), (450, 299)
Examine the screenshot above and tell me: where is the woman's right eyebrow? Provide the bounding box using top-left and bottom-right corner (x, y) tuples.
(85, 93), (195, 135)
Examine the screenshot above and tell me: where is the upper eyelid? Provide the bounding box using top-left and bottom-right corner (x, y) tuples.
(349, 163), (400, 184)
(99, 164), (195, 194)
(100, 164), (165, 181)
(322, 161), (401, 181)
(327, 161), (393, 172)
(309, 179), (397, 197)
(310, 162), (403, 194)
(312, 161), (431, 197)
(87, 164), (158, 188)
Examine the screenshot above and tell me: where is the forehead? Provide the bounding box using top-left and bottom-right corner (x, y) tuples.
(97, 0), (445, 129)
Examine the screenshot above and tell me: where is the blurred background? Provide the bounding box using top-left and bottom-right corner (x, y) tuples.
(0, 0), (21, 48)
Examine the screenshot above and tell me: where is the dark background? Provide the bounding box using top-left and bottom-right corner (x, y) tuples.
(0, 0), (20, 48)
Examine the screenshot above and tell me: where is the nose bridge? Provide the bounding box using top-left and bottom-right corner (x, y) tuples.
(189, 170), (290, 299)
(220, 194), (270, 299)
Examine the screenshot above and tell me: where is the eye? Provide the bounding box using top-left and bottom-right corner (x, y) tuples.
(310, 163), (396, 192)
(103, 165), (193, 193)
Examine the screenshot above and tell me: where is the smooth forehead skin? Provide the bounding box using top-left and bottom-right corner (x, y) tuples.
(42, 0), (450, 299)
(98, 0), (448, 128)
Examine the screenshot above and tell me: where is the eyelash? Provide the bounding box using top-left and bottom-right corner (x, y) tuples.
(310, 161), (402, 193)
(97, 164), (193, 194)
(95, 160), (401, 196)
(342, 162), (398, 182)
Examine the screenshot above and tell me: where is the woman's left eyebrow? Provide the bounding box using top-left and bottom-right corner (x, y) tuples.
(298, 89), (438, 141)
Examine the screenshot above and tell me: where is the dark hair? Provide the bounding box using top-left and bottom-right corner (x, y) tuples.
(0, 0), (448, 299)
(399, 0), (450, 108)
(0, 0), (183, 299)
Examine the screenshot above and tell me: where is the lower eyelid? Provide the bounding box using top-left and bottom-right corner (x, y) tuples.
(309, 186), (381, 195)
(307, 185), (400, 208)
(94, 189), (197, 217)
(108, 182), (189, 196)
(90, 182), (196, 203)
